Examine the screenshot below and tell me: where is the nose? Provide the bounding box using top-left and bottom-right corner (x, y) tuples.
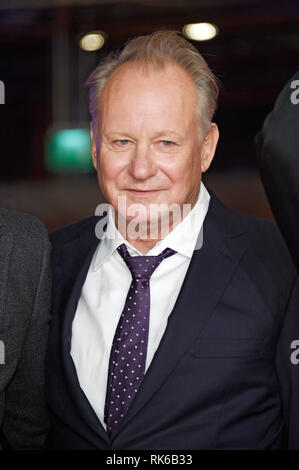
(128, 142), (157, 181)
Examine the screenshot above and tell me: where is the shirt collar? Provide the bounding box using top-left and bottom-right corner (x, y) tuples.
(92, 181), (210, 271)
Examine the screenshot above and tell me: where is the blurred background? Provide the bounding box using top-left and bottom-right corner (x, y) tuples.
(0, 0), (298, 230)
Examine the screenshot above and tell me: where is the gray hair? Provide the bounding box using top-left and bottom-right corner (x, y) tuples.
(85, 30), (220, 141)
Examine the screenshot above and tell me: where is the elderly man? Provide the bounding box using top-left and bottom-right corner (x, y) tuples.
(45, 31), (299, 450)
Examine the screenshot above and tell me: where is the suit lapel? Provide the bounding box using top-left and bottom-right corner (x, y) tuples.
(58, 225), (110, 444)
(110, 193), (248, 441)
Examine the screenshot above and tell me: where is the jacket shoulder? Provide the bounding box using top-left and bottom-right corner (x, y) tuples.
(210, 189), (286, 241)
(210, 191), (296, 280)
(49, 216), (99, 248)
(0, 208), (48, 241)
(233, 205), (289, 253)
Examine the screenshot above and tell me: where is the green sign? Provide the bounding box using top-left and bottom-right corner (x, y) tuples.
(45, 128), (94, 173)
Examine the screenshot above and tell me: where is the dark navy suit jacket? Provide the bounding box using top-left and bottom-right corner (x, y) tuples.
(45, 190), (299, 449)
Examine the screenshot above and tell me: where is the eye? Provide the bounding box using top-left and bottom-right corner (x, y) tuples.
(159, 140), (174, 147)
(115, 139), (130, 146)
(110, 139), (132, 150)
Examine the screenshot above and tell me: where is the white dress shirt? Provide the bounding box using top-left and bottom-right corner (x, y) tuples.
(70, 182), (210, 430)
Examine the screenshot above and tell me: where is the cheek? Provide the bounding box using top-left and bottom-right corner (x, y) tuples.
(161, 155), (195, 185)
(99, 150), (126, 181)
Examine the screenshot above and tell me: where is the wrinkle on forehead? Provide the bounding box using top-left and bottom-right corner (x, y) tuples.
(99, 61), (199, 138)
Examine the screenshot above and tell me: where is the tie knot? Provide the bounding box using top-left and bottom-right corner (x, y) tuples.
(117, 243), (176, 281)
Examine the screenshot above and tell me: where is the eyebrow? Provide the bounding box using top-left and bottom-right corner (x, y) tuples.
(103, 130), (183, 139)
(151, 130), (182, 139)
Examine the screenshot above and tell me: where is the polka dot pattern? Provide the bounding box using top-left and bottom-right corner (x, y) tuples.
(104, 243), (176, 435)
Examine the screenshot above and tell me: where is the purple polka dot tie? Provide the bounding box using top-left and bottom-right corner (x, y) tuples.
(104, 243), (176, 436)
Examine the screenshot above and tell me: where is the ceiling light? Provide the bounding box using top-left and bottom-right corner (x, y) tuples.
(183, 22), (218, 41)
(79, 32), (105, 51)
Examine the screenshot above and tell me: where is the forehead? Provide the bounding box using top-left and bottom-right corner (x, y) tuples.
(99, 61), (199, 132)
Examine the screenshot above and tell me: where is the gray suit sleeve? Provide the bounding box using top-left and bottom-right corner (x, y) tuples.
(1, 218), (52, 449)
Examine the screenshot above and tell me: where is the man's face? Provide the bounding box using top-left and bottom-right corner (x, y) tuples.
(91, 60), (218, 232)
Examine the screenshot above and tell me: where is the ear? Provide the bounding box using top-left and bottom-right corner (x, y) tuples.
(200, 123), (219, 173)
(90, 123), (98, 170)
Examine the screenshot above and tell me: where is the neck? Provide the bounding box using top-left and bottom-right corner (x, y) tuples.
(117, 218), (177, 254)
(115, 202), (197, 255)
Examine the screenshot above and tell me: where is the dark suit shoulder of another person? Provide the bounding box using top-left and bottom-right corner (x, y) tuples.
(0, 208), (52, 449)
(255, 70), (299, 273)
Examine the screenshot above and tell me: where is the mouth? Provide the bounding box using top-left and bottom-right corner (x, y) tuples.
(126, 189), (159, 196)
